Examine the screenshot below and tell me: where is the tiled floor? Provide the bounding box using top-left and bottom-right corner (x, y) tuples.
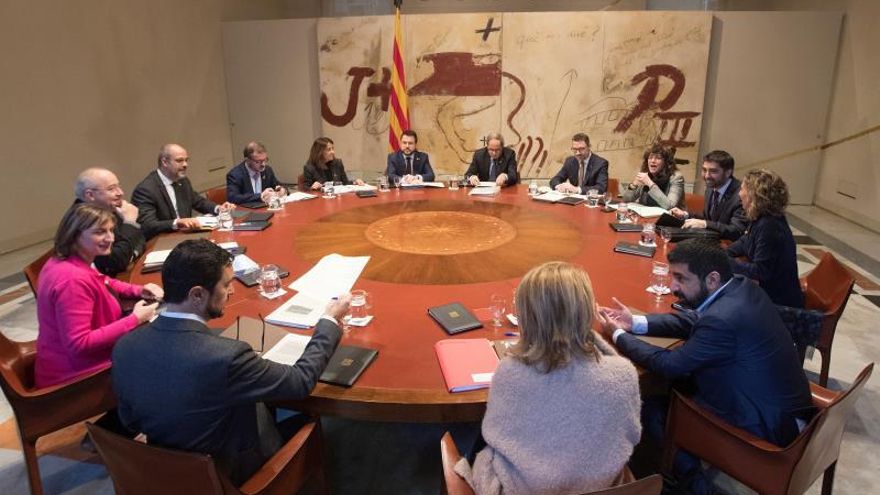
(1, 206), (878, 494)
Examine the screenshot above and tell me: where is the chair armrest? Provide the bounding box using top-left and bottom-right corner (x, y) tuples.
(440, 432), (475, 495)
(240, 420), (320, 495)
(809, 382), (839, 409)
(662, 392), (803, 493)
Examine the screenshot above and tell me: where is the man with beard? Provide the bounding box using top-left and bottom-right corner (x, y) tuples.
(597, 239), (813, 494)
(111, 239), (349, 485)
(669, 150), (748, 241)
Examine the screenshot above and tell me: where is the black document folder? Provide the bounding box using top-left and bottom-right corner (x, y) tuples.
(233, 221), (271, 231)
(655, 213), (685, 228)
(609, 222), (644, 232)
(239, 201), (268, 209)
(613, 241), (656, 258)
(428, 302), (483, 335)
(243, 211), (274, 222)
(319, 345), (378, 387)
(556, 196), (585, 206)
(234, 266), (289, 287)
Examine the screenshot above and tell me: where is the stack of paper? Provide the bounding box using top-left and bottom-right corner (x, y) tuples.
(333, 184), (378, 195)
(264, 253), (370, 328)
(196, 216), (218, 229)
(468, 186), (499, 196)
(282, 191), (317, 203)
(143, 249), (172, 271)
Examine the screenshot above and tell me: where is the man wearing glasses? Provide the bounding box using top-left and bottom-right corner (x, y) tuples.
(550, 133), (609, 194)
(226, 141), (288, 205)
(72, 167), (146, 276)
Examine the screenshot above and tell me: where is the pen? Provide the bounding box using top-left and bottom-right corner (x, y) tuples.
(504, 332), (519, 337)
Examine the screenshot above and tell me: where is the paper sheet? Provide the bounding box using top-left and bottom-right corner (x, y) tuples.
(288, 253), (370, 301)
(261, 333), (312, 365)
(282, 191), (317, 203)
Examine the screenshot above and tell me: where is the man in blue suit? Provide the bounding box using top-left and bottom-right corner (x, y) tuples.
(549, 133), (609, 194)
(598, 239), (813, 494)
(226, 141), (288, 205)
(386, 129), (434, 184)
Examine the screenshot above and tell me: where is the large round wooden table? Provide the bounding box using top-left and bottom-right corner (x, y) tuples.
(131, 185), (672, 423)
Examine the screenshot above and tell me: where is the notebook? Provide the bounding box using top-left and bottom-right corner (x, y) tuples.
(428, 303), (483, 335)
(319, 345), (379, 387)
(435, 338), (499, 393)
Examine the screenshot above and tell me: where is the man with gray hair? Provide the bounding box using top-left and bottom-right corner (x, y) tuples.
(73, 168), (145, 276)
(465, 132), (518, 187)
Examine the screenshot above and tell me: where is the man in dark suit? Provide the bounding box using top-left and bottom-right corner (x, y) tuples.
(73, 167), (145, 276)
(226, 141), (287, 205)
(112, 239), (349, 485)
(386, 129), (435, 184)
(670, 150), (748, 240)
(598, 239), (813, 494)
(465, 132), (518, 187)
(131, 143), (235, 239)
(549, 133), (609, 194)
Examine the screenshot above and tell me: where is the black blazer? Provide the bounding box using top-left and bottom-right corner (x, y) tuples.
(71, 199), (145, 277)
(303, 159), (350, 188)
(549, 154), (609, 194)
(112, 315), (342, 485)
(386, 150), (435, 182)
(727, 214), (804, 308)
(616, 276), (814, 447)
(465, 147), (518, 186)
(131, 170), (218, 240)
(225, 161), (283, 205)
(691, 177), (748, 241)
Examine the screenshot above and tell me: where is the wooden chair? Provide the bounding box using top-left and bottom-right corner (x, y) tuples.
(684, 192), (704, 214)
(661, 363), (873, 495)
(205, 186), (228, 205)
(87, 417), (329, 495)
(800, 252), (856, 386)
(440, 432), (662, 495)
(23, 248), (54, 298)
(0, 332), (117, 495)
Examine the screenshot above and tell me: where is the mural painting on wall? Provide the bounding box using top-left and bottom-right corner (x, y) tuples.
(318, 11), (711, 182)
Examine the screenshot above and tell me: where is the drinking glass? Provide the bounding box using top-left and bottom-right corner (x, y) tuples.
(528, 180), (538, 196)
(393, 176), (401, 188)
(259, 264), (281, 297)
(650, 261), (671, 300)
(586, 188), (599, 208)
(660, 227), (673, 248)
(349, 289), (371, 319)
(489, 294), (506, 329)
(268, 192), (282, 210)
(449, 175), (460, 191)
(379, 175), (390, 192)
(322, 181), (336, 199)
(639, 223), (657, 247)
(616, 203), (630, 223)
(217, 209), (233, 231)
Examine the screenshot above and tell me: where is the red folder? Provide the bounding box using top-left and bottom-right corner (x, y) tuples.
(434, 338), (500, 393)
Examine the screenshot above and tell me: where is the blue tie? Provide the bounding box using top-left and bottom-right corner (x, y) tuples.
(489, 159), (497, 181)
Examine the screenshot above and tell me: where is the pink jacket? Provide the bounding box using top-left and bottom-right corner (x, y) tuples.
(35, 255), (143, 388)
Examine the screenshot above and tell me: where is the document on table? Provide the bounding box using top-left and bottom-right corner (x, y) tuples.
(627, 204), (668, 218)
(282, 191), (317, 203)
(143, 249), (172, 266)
(288, 253), (370, 301)
(264, 291), (327, 328)
(196, 216), (218, 229)
(261, 332), (311, 364)
(477, 181), (497, 187)
(333, 184), (378, 194)
(468, 186), (499, 196)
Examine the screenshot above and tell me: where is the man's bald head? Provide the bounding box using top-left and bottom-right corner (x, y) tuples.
(75, 168), (124, 208)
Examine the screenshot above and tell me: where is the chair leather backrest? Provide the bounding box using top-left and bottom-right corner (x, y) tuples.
(684, 193), (704, 214)
(608, 178), (620, 196)
(87, 423), (239, 495)
(205, 186), (227, 205)
(24, 248), (54, 297)
(788, 364), (873, 494)
(803, 253), (854, 316)
(0, 333), (35, 398)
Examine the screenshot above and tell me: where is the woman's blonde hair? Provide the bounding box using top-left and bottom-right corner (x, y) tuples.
(54, 204), (116, 259)
(741, 168), (789, 220)
(511, 262), (598, 372)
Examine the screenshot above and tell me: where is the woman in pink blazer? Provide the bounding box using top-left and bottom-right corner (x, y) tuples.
(35, 204), (162, 388)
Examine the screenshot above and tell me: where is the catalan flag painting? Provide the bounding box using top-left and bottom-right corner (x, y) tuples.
(388, 0), (409, 152)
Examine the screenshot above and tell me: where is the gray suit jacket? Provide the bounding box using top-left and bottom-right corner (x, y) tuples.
(112, 315), (341, 484)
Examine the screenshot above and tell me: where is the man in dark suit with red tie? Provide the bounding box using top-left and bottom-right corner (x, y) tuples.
(670, 150), (748, 241)
(226, 141), (288, 205)
(386, 130), (435, 184)
(549, 133), (609, 194)
(466, 132), (518, 187)
(132, 143), (235, 239)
